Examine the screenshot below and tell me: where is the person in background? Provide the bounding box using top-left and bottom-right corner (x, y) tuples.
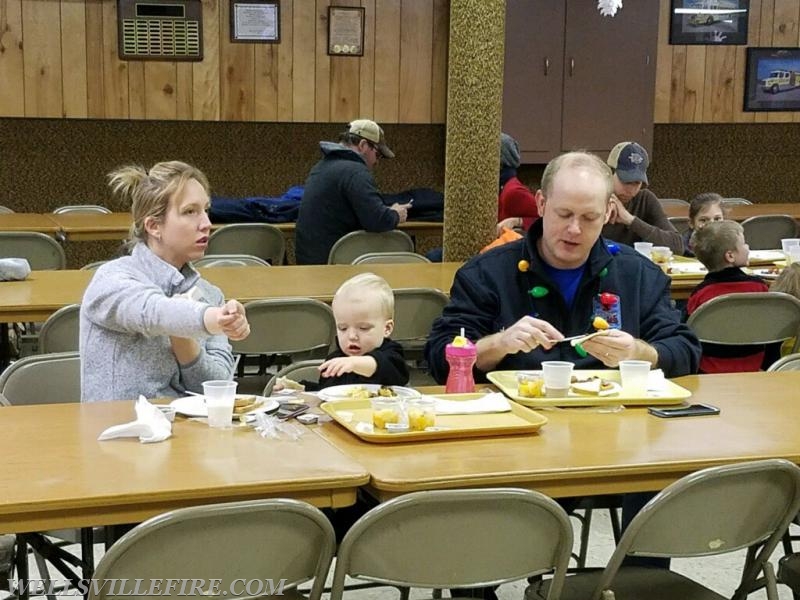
(80, 161), (250, 402)
(683, 192), (726, 257)
(319, 272), (408, 388)
(687, 220), (768, 373)
(770, 262), (800, 356)
(295, 120), (412, 265)
(602, 141), (683, 255)
(495, 132), (540, 235)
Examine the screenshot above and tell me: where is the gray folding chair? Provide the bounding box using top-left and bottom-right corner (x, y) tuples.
(52, 205), (111, 214)
(232, 298), (335, 376)
(206, 223), (286, 265)
(0, 205), (13, 214)
(532, 459), (800, 600)
(393, 288), (448, 363)
(352, 251), (430, 265)
(328, 230), (414, 264)
(38, 304), (80, 354)
(330, 488), (573, 600)
(0, 232), (65, 270)
(687, 292), (800, 354)
(778, 551), (800, 600)
(80, 260), (108, 270)
(668, 216), (691, 235)
(659, 198), (690, 208)
(722, 197), (753, 206)
(263, 359), (324, 396)
(768, 352), (800, 372)
(741, 215), (798, 250)
(89, 499), (336, 600)
(193, 253), (271, 268)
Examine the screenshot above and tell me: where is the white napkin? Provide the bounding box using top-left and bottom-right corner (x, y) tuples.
(432, 392), (512, 415)
(0, 258), (31, 281)
(647, 369), (667, 392)
(98, 396), (173, 443)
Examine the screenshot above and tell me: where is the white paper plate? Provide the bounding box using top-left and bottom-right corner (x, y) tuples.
(170, 394), (279, 418)
(746, 267), (782, 280)
(318, 384), (421, 402)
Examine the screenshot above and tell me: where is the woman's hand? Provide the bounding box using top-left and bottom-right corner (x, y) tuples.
(204, 300), (251, 340)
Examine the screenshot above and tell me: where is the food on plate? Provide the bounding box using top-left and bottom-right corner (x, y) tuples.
(347, 385), (398, 399)
(592, 316), (609, 330)
(378, 385), (398, 397)
(232, 395), (261, 415)
(372, 407), (401, 429)
(518, 376), (545, 398)
(570, 376), (617, 396)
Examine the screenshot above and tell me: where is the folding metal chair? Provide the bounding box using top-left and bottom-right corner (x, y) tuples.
(328, 230), (414, 264)
(206, 223), (286, 265)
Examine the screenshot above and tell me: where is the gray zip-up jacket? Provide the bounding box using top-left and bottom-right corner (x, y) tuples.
(80, 243), (234, 402)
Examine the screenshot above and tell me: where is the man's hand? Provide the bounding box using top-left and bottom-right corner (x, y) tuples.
(607, 194), (635, 226)
(390, 202), (411, 223)
(581, 329), (658, 367)
(475, 316), (563, 372)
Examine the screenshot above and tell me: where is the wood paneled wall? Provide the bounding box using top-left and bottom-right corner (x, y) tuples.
(655, 0), (800, 123)
(0, 0), (448, 123)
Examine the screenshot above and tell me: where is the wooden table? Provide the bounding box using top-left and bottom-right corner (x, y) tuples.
(0, 401), (369, 533)
(664, 202), (800, 222)
(0, 213), (60, 234)
(0, 263), (462, 324)
(315, 372), (800, 501)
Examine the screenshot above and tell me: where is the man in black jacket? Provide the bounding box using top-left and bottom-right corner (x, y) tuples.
(295, 120), (412, 264)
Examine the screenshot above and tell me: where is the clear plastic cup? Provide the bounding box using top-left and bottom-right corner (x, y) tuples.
(618, 360), (651, 396)
(541, 361), (574, 397)
(406, 397), (436, 431)
(634, 242), (653, 258)
(781, 238), (800, 262)
(650, 246), (673, 270)
(371, 397), (405, 431)
(203, 380), (238, 428)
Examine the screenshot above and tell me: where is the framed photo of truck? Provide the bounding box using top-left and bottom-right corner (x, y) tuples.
(744, 47), (800, 111)
(669, 0), (749, 45)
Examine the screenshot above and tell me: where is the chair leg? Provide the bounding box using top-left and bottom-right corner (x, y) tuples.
(609, 506), (622, 543)
(32, 552), (58, 600)
(398, 586), (410, 600)
(574, 507), (592, 569)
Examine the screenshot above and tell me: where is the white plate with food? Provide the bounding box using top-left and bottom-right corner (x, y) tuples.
(746, 267), (783, 280)
(170, 394), (279, 418)
(318, 384), (421, 402)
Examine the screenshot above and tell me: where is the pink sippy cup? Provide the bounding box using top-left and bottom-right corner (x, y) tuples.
(445, 330), (476, 393)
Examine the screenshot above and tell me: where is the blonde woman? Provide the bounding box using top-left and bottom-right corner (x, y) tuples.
(80, 161), (250, 401)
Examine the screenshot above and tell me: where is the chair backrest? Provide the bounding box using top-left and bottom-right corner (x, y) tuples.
(80, 260), (109, 270)
(231, 298), (335, 360)
(0, 232), (65, 270)
(0, 352), (81, 406)
(330, 488), (573, 600)
(687, 292), (800, 352)
(352, 251), (431, 265)
(52, 205), (111, 214)
(89, 498), (335, 600)
(768, 352), (800, 372)
(668, 216), (691, 235)
(0, 205), (13, 214)
(722, 197), (753, 206)
(392, 288), (449, 359)
(590, 459), (800, 600)
(38, 304), (80, 354)
(659, 198), (690, 208)
(328, 230), (414, 265)
(206, 223), (286, 265)
(741, 214), (798, 250)
(263, 359), (324, 396)
(193, 254), (271, 268)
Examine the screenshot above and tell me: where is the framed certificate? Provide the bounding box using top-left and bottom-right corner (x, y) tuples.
(230, 0), (280, 43)
(327, 6), (364, 56)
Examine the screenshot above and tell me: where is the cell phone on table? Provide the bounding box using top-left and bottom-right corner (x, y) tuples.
(647, 403), (720, 418)
(275, 403), (310, 421)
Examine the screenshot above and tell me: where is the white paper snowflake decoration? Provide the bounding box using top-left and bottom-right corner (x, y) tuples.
(598, 0), (622, 17)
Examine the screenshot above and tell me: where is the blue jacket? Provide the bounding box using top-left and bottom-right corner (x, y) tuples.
(296, 142), (399, 264)
(424, 220), (701, 383)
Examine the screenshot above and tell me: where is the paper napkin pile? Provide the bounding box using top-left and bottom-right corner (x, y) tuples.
(97, 396), (173, 443)
(431, 392), (512, 415)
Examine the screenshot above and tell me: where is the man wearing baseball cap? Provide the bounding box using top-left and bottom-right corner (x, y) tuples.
(295, 119), (411, 264)
(602, 141), (683, 255)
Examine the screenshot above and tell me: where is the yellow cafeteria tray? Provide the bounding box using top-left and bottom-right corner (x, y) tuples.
(487, 369), (691, 408)
(320, 393), (548, 443)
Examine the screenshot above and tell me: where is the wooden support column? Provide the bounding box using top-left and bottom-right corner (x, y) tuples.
(443, 0), (505, 261)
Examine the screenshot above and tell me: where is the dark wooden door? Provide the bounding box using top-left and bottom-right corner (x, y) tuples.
(561, 1), (659, 156)
(502, 0), (565, 163)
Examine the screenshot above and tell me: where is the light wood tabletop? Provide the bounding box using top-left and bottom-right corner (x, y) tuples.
(314, 372), (800, 501)
(0, 263), (462, 323)
(0, 401), (369, 533)
(0, 213), (60, 234)
(663, 202), (800, 221)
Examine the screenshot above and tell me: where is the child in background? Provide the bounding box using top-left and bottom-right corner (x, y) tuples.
(319, 273), (409, 388)
(770, 263), (800, 356)
(687, 220), (768, 373)
(683, 192), (726, 257)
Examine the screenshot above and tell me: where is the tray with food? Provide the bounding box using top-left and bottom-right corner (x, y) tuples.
(487, 369), (690, 408)
(747, 250), (786, 266)
(317, 384), (421, 402)
(170, 394), (279, 419)
(320, 392), (548, 443)
(664, 262), (708, 279)
(745, 266), (783, 280)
